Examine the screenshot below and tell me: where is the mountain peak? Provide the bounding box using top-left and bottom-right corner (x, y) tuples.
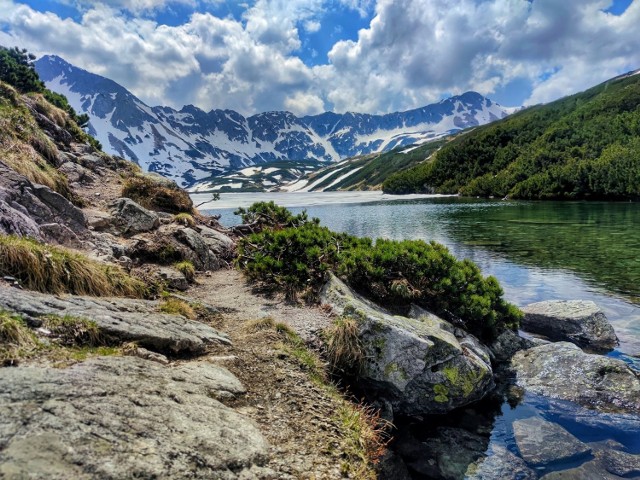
(35, 55), (513, 187)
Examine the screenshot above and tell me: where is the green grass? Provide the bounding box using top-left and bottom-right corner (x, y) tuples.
(174, 260), (196, 283)
(159, 296), (196, 319)
(0, 310), (40, 365)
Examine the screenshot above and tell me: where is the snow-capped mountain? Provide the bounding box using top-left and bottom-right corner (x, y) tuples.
(35, 55), (512, 187)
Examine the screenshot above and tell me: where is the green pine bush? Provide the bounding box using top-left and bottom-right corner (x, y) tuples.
(237, 203), (521, 341)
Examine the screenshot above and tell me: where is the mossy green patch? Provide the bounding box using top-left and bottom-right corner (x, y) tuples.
(434, 384), (449, 403)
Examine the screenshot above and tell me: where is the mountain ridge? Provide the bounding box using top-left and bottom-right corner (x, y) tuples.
(36, 54), (511, 187)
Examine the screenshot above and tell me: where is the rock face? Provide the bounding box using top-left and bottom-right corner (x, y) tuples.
(513, 417), (591, 466)
(521, 300), (618, 352)
(320, 275), (494, 416)
(0, 356), (270, 479)
(0, 161), (87, 244)
(488, 329), (535, 363)
(0, 285), (229, 355)
(110, 197), (160, 236)
(512, 342), (640, 415)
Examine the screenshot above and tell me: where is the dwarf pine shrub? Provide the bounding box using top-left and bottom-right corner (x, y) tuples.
(237, 204), (521, 341)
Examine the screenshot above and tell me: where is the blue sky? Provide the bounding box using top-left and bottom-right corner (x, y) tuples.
(1, 0), (638, 115)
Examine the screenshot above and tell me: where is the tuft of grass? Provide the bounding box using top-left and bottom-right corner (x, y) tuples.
(274, 321), (327, 384)
(0, 310), (40, 365)
(246, 316), (276, 332)
(325, 315), (364, 376)
(28, 92), (68, 128)
(41, 315), (103, 347)
(174, 260), (196, 283)
(173, 212), (196, 227)
(0, 235), (146, 298)
(159, 297), (196, 319)
(337, 402), (391, 479)
(122, 174), (193, 214)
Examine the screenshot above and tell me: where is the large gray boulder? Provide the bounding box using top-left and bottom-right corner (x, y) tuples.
(0, 161), (87, 243)
(175, 227), (222, 271)
(513, 417), (591, 466)
(196, 225), (235, 260)
(512, 342), (640, 415)
(521, 300), (618, 352)
(320, 275), (493, 416)
(0, 356), (271, 479)
(0, 285), (229, 355)
(110, 197), (160, 236)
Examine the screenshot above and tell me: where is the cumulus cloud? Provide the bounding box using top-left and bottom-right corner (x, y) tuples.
(322, 0), (640, 111)
(0, 0), (639, 115)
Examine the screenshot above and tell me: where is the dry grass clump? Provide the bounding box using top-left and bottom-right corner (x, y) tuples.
(159, 297), (196, 319)
(246, 316), (276, 332)
(0, 235), (146, 297)
(174, 260), (196, 283)
(337, 402), (392, 479)
(0, 143), (71, 195)
(28, 93), (68, 128)
(173, 212), (196, 227)
(324, 315), (364, 375)
(41, 314), (104, 347)
(0, 310), (40, 366)
(122, 174), (193, 214)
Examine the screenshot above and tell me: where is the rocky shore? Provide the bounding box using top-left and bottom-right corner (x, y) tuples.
(1, 79), (639, 480)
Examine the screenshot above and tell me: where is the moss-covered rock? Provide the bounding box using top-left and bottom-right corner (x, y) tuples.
(321, 274), (493, 416)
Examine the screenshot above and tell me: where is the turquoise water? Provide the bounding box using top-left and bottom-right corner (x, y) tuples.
(213, 196), (640, 354)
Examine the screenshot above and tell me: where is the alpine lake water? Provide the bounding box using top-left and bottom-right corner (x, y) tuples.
(201, 193), (640, 479)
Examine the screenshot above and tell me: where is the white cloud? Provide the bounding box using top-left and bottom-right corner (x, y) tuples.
(0, 0), (639, 115)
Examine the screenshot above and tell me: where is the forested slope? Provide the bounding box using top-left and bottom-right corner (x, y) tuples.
(384, 71), (640, 199)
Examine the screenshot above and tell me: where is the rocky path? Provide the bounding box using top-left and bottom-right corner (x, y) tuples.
(187, 269), (359, 479)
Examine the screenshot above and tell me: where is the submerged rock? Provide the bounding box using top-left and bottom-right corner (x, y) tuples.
(521, 300), (618, 352)
(512, 342), (640, 415)
(0, 285), (229, 355)
(394, 427), (490, 480)
(513, 417), (591, 466)
(320, 275), (493, 416)
(466, 445), (536, 480)
(0, 356), (270, 479)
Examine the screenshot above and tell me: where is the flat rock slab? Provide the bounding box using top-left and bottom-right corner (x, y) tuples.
(0, 356), (270, 479)
(513, 417), (591, 466)
(512, 342), (640, 415)
(0, 285), (229, 355)
(466, 445), (537, 480)
(521, 300), (618, 352)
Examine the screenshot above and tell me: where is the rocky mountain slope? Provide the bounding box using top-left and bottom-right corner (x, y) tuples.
(35, 55), (512, 187)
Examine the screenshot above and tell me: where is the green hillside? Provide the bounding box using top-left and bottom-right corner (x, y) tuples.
(301, 139), (446, 192)
(383, 71), (640, 199)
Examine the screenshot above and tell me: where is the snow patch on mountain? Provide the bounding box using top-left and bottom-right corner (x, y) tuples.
(36, 55), (513, 188)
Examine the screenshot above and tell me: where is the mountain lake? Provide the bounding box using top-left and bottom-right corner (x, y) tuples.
(201, 192), (640, 478)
